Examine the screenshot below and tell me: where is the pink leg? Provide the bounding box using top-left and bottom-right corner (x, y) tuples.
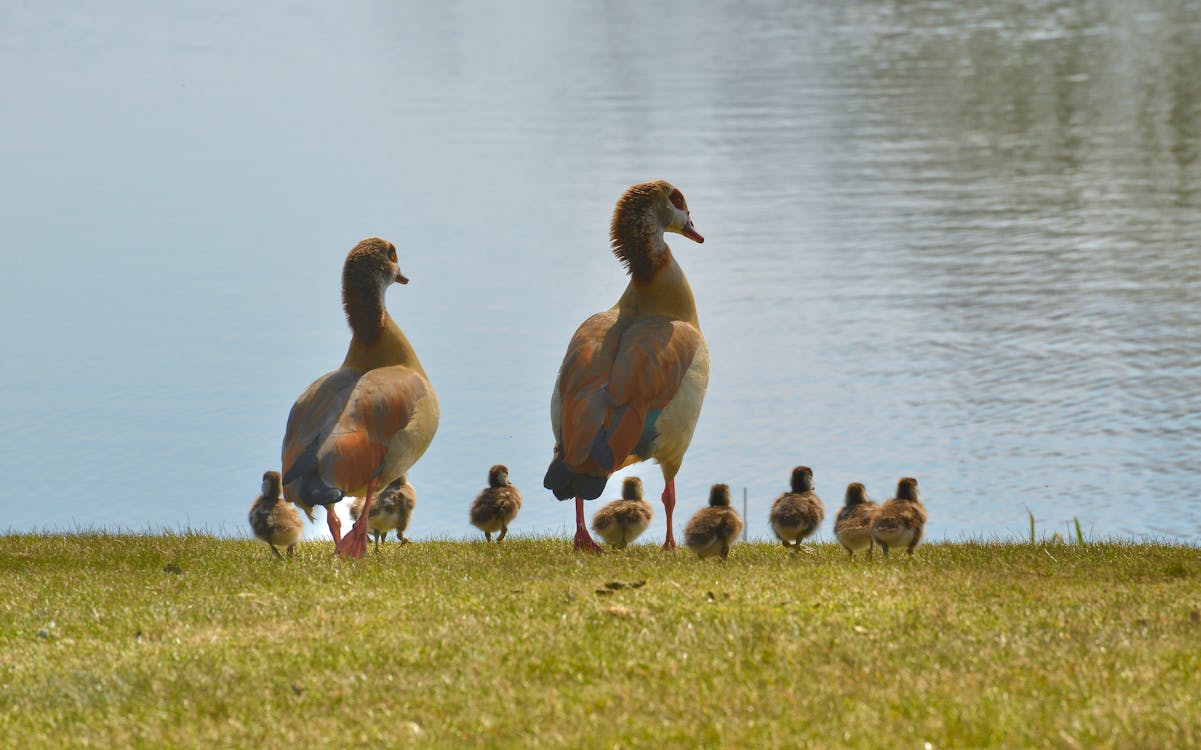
(326, 505), (342, 544)
(661, 479), (677, 550)
(572, 497), (602, 553)
(334, 479), (374, 559)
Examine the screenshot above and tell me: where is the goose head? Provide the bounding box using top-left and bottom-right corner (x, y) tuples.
(342, 237), (408, 342)
(611, 180), (704, 281)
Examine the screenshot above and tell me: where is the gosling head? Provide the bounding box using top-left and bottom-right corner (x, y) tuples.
(379, 473), (409, 499)
(895, 477), (920, 502)
(621, 476), (644, 500)
(844, 482), (869, 506)
(487, 464), (510, 488)
(261, 471), (282, 500)
(708, 483), (732, 508)
(789, 466), (814, 493)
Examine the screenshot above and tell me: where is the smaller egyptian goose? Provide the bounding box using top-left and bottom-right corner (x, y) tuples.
(248, 471), (303, 559)
(349, 474), (416, 550)
(470, 465), (522, 542)
(684, 484), (744, 559)
(833, 483), (879, 560)
(768, 466), (825, 552)
(871, 477), (927, 557)
(591, 476), (654, 549)
(280, 238), (439, 558)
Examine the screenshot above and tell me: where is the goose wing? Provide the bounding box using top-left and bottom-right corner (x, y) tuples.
(555, 312), (703, 476)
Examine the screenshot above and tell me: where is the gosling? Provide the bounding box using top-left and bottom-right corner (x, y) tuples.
(833, 483), (879, 560)
(871, 477), (927, 557)
(470, 464), (522, 542)
(349, 474), (416, 550)
(591, 477), (654, 548)
(248, 470), (303, 559)
(684, 484), (744, 559)
(768, 466), (825, 552)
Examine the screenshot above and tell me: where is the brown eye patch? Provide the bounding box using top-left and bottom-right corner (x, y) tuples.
(668, 189), (687, 210)
(388, 247), (397, 262)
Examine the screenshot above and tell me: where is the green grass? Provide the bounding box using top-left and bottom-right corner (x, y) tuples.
(2, 535), (1200, 748)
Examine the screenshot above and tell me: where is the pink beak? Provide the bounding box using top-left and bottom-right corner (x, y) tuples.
(681, 217), (704, 244)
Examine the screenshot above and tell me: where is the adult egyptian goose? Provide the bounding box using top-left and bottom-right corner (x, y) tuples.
(871, 477), (927, 557)
(591, 476), (654, 549)
(768, 466), (825, 552)
(544, 180), (708, 552)
(833, 482), (878, 560)
(281, 238), (439, 558)
(348, 474), (416, 550)
(248, 470), (303, 559)
(684, 484), (744, 559)
(469, 464), (522, 542)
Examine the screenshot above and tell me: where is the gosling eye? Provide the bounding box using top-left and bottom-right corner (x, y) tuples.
(387, 247), (397, 263)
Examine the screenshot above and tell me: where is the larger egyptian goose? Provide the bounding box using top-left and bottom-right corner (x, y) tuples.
(544, 180), (707, 552)
(281, 238), (439, 558)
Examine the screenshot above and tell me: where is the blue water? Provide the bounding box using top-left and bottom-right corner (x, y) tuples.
(3, 1), (1200, 543)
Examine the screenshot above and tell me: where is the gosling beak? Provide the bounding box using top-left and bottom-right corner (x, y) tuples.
(395, 272), (409, 284)
(681, 216), (704, 244)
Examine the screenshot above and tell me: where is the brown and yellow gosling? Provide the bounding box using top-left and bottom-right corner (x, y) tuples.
(768, 466), (825, 552)
(591, 476), (654, 548)
(470, 465), (522, 542)
(871, 477), (927, 557)
(684, 484), (744, 559)
(349, 474), (416, 550)
(248, 470), (303, 559)
(833, 482), (879, 560)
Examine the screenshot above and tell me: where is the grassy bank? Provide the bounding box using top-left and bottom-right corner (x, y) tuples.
(2, 534), (1199, 748)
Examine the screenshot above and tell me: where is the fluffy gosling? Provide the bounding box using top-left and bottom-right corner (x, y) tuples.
(349, 474), (416, 550)
(591, 476), (654, 548)
(470, 464), (522, 542)
(871, 477), (927, 557)
(833, 482), (879, 560)
(248, 470), (303, 559)
(684, 484), (744, 559)
(768, 466), (825, 552)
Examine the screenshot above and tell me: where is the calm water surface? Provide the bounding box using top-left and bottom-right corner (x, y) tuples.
(2, 1), (1199, 542)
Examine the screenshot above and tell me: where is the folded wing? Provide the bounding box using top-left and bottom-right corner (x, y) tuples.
(282, 366), (430, 507)
(548, 312), (702, 498)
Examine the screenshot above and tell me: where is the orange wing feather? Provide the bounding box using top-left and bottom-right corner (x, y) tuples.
(282, 366), (429, 505)
(557, 313), (701, 475)
(319, 366), (424, 492)
(282, 369), (361, 500)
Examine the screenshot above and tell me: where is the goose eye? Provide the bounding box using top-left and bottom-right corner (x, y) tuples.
(388, 248), (397, 263)
(668, 189), (687, 211)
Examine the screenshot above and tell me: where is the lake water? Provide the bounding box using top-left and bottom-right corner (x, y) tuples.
(3, 1), (1199, 544)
